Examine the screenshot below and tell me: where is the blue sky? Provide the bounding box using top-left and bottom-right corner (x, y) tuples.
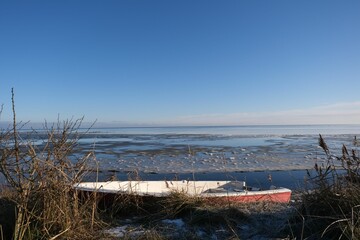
(1, 1), (360, 126)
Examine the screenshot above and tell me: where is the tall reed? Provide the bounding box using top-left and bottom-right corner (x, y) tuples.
(296, 134), (360, 239)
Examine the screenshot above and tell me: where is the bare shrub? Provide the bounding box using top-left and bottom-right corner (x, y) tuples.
(0, 89), (103, 239)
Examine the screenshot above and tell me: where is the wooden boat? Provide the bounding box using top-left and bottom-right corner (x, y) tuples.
(74, 180), (292, 203)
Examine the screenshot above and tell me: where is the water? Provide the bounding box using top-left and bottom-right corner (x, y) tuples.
(88, 124), (360, 135)
(84, 169), (310, 190)
(4, 124), (360, 189)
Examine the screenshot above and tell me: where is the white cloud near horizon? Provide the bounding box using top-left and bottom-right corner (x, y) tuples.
(158, 102), (360, 126)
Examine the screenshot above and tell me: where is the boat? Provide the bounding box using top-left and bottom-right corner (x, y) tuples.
(74, 180), (292, 203)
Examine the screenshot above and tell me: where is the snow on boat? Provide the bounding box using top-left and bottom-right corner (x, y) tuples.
(74, 180), (292, 203)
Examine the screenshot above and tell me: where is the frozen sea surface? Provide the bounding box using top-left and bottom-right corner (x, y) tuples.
(6, 125), (359, 189)
(73, 126), (359, 173)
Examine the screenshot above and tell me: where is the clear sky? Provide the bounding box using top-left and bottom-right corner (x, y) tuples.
(1, 0), (360, 126)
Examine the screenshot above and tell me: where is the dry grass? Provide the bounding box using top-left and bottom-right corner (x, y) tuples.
(100, 188), (292, 239)
(288, 134), (360, 239)
(0, 89), (104, 239)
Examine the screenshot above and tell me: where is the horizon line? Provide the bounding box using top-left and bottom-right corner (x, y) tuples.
(1, 121), (360, 130)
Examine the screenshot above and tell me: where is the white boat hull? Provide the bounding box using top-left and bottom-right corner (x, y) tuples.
(74, 180), (292, 203)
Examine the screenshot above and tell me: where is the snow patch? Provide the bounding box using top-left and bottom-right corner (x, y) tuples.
(104, 225), (128, 238)
(161, 218), (185, 228)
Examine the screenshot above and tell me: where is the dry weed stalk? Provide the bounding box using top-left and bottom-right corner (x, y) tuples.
(0, 89), (102, 239)
(298, 134), (360, 239)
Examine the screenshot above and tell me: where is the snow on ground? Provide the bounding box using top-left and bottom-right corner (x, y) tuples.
(103, 203), (295, 239)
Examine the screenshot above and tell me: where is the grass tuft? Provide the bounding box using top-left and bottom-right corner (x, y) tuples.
(289, 135), (360, 239)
